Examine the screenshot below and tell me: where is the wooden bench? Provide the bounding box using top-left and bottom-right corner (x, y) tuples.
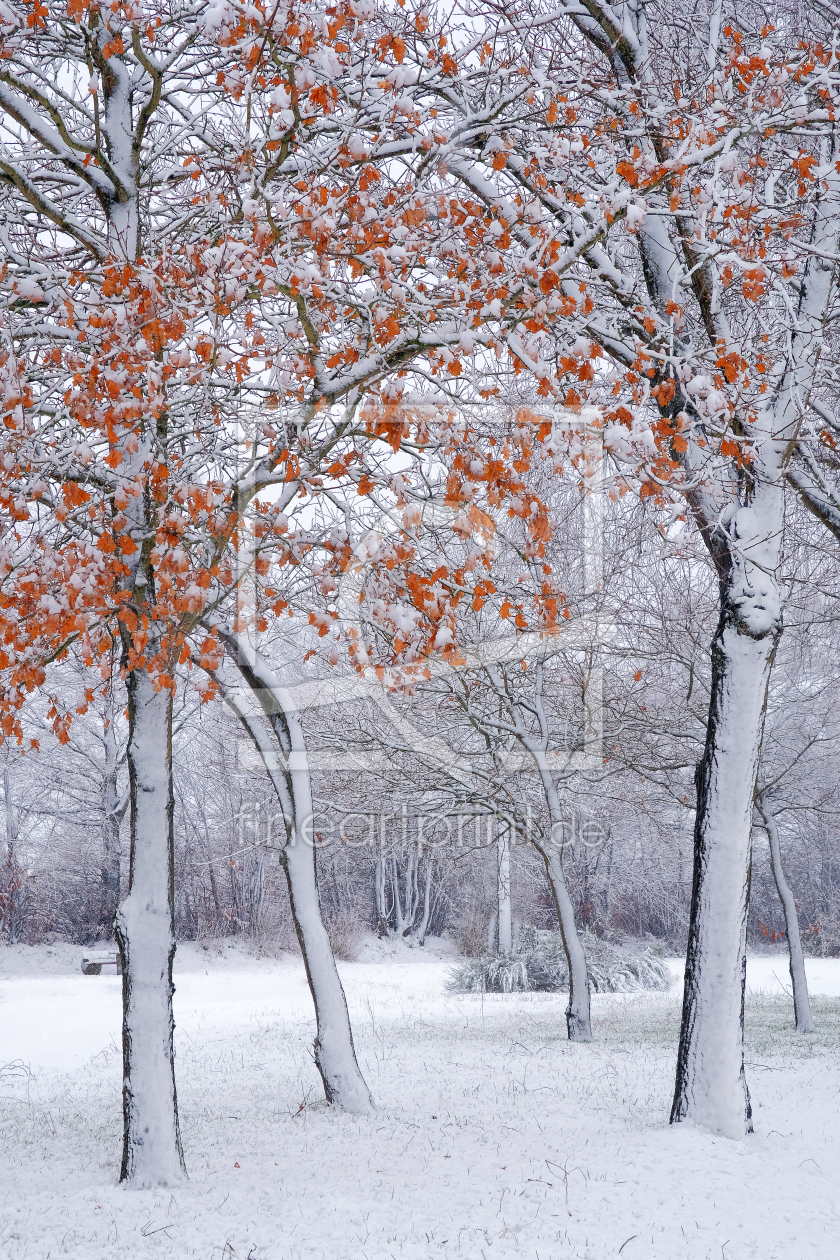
(81, 950), (122, 976)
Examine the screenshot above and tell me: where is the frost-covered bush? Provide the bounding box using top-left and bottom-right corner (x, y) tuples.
(447, 927), (672, 994)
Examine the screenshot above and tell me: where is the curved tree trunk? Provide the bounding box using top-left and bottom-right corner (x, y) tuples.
(756, 795), (815, 1034)
(537, 840), (592, 1041)
(216, 637), (373, 1114)
(484, 661), (592, 1040)
(530, 742), (591, 1040)
(114, 668), (186, 1186)
(284, 835), (373, 1111)
(528, 756), (592, 1041)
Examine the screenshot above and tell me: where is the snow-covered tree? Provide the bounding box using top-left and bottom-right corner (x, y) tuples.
(0, 0), (563, 1182)
(401, 0), (840, 1137)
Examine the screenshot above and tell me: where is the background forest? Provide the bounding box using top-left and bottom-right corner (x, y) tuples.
(5, 486), (838, 962)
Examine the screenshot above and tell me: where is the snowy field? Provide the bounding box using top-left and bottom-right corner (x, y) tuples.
(1, 940), (839, 1260)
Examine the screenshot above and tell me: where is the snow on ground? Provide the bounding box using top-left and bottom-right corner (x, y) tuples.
(1, 940), (838, 1259)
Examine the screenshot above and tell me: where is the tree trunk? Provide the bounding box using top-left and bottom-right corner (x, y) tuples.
(416, 855), (433, 945)
(756, 796), (815, 1034)
(101, 806), (122, 934)
(497, 823), (512, 953)
(655, 136), (840, 1136)
(114, 669), (186, 1186)
(248, 848), (266, 935)
(671, 600), (778, 1136)
(529, 747), (592, 1041)
(392, 852), (410, 936)
(2, 767), (18, 946)
(283, 835), (373, 1111)
(375, 852), (389, 936)
(490, 659), (593, 1041)
(218, 640), (373, 1114)
(100, 709), (124, 935)
(539, 843), (592, 1041)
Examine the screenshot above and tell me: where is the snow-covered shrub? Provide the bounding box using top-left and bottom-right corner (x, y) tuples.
(447, 927), (672, 994)
(452, 953), (530, 993)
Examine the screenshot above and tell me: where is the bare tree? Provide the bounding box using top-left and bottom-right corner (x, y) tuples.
(755, 795), (815, 1034)
(211, 635), (374, 1115)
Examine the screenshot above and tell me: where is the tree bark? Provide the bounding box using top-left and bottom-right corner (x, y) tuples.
(658, 135), (840, 1136)
(416, 855), (433, 945)
(101, 804), (122, 934)
(114, 669), (186, 1186)
(519, 763), (592, 1039)
(375, 852), (389, 935)
(538, 840), (593, 1041)
(497, 823), (512, 954)
(671, 587), (779, 1136)
(100, 706), (125, 936)
(484, 662), (592, 1039)
(284, 832), (373, 1111)
(756, 795), (815, 1034)
(217, 638), (373, 1114)
(2, 766), (20, 946)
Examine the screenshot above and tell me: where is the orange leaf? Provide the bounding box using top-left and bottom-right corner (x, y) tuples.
(616, 160), (638, 187)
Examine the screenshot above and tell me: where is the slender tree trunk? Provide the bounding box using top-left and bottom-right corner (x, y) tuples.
(671, 597), (778, 1136)
(249, 849), (266, 935)
(228, 850), (243, 928)
(101, 807), (122, 934)
(101, 709), (123, 935)
(538, 842), (592, 1041)
(392, 852), (409, 935)
(114, 670), (186, 1186)
(486, 659), (592, 1040)
(756, 796), (815, 1034)
(404, 848), (420, 934)
(202, 824), (223, 931)
(218, 641), (373, 1113)
(283, 835), (373, 1111)
(375, 851), (389, 936)
(497, 823), (512, 953)
(3, 767), (17, 946)
(416, 856), (433, 945)
(530, 753), (592, 1040)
